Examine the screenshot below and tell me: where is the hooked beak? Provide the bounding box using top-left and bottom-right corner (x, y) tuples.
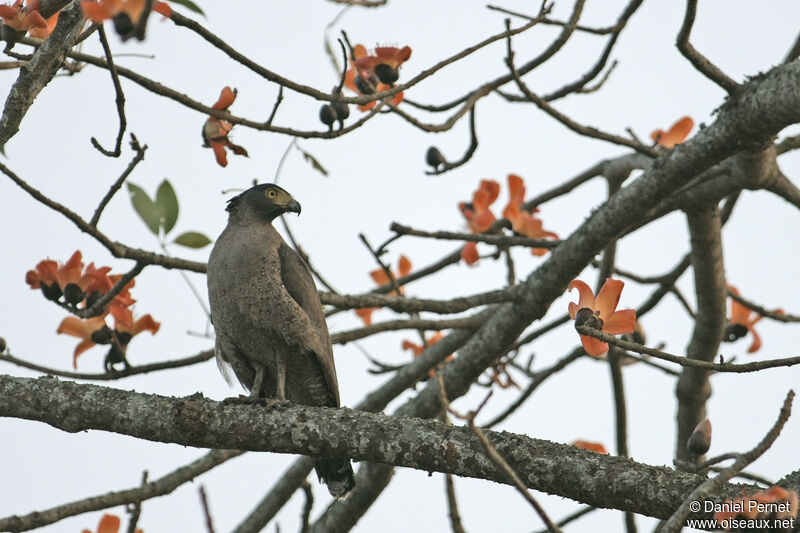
(286, 199), (301, 215)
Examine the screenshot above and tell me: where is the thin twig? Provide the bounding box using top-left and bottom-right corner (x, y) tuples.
(425, 106), (479, 176)
(675, 0), (739, 93)
(576, 325), (800, 373)
(299, 481), (313, 533)
(390, 222), (559, 250)
(72, 262), (145, 318)
(504, 21), (656, 157)
(728, 289), (800, 323)
(264, 85), (284, 127)
(90, 135), (147, 226)
(199, 486), (216, 533)
(0, 349), (214, 380)
(331, 316), (482, 344)
(438, 380), (562, 533)
(125, 471), (147, 533)
(90, 26), (128, 157)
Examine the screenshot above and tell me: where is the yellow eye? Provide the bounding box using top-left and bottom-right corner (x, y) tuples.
(266, 189), (277, 199)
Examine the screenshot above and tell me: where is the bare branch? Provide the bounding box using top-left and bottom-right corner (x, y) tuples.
(90, 26), (128, 157)
(676, 0), (739, 93)
(0, 349), (214, 380)
(0, 449), (242, 532)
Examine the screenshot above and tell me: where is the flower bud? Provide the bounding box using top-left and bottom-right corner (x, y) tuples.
(687, 418), (712, 455)
(426, 146), (446, 169)
(319, 104), (337, 129)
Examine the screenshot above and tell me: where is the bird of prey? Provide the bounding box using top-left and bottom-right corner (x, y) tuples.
(207, 183), (355, 498)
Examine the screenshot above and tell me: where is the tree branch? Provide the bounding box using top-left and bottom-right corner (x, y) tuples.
(0, 374), (781, 524)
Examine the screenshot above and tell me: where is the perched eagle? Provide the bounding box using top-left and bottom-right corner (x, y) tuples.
(207, 183), (355, 498)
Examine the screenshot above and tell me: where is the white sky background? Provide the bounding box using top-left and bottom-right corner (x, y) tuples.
(1, 1), (799, 531)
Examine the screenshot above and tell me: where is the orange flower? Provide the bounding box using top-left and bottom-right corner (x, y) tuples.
(58, 307), (158, 369)
(714, 486), (798, 523)
(355, 255), (412, 325)
(502, 174), (558, 255)
(27, 6), (55, 38)
(354, 45), (412, 85)
(568, 278), (636, 357)
(25, 258), (59, 299)
(458, 180), (499, 266)
(26, 251), (114, 305)
(402, 332), (452, 376)
(724, 285), (783, 353)
(81, 0), (171, 40)
(0, 0), (47, 33)
(202, 86), (248, 167)
(570, 440), (609, 454)
(650, 116), (693, 149)
(57, 316), (109, 368)
(460, 241), (480, 265)
(460, 179), (499, 233)
(344, 44), (406, 111)
(82, 513), (142, 533)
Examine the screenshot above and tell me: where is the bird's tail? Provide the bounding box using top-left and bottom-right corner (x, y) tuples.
(314, 457), (355, 498)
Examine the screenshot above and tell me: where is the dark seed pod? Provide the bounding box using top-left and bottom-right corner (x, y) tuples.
(112, 13), (135, 39)
(90, 325), (114, 345)
(63, 283), (85, 306)
(374, 64), (399, 85)
(354, 74), (377, 95)
(40, 282), (62, 302)
(104, 344), (128, 372)
(426, 146), (446, 168)
(724, 323), (748, 342)
(332, 101), (350, 124)
(574, 307), (603, 330)
(0, 337), (6, 353)
(319, 104), (337, 129)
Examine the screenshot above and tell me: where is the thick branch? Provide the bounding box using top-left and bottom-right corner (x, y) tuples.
(675, 207), (726, 465)
(0, 1), (84, 151)
(0, 374), (775, 523)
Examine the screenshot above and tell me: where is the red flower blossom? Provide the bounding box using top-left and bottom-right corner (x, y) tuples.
(344, 44), (407, 111)
(81, 0), (171, 40)
(502, 174), (558, 255)
(650, 116), (693, 149)
(56, 316), (109, 368)
(725, 285), (783, 353)
(355, 255), (412, 325)
(25, 251), (114, 305)
(571, 440), (609, 454)
(58, 306), (159, 369)
(402, 331), (452, 376)
(568, 278), (636, 357)
(202, 86), (248, 167)
(82, 513), (142, 533)
(27, 6), (56, 38)
(354, 45), (412, 85)
(458, 179), (499, 265)
(0, 0), (47, 33)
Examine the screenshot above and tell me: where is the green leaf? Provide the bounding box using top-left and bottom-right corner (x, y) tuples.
(167, 0), (205, 16)
(155, 179), (179, 235)
(173, 231), (212, 249)
(296, 145), (329, 177)
(127, 182), (161, 235)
